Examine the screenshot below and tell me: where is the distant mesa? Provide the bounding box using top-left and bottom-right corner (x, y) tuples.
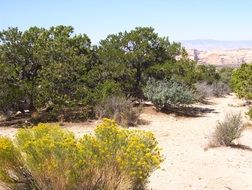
(180, 40), (252, 51)
(180, 40), (252, 67)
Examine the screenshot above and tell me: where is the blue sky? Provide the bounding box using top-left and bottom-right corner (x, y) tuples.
(1, 0), (252, 43)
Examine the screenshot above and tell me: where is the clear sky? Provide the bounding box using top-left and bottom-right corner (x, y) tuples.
(1, 0), (252, 43)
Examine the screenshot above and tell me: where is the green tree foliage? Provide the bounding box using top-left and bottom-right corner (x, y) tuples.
(146, 59), (198, 85)
(0, 25), (202, 122)
(34, 26), (94, 111)
(231, 64), (252, 99)
(218, 67), (234, 85)
(0, 26), (96, 119)
(0, 63), (25, 112)
(196, 65), (220, 84)
(98, 27), (187, 97)
(0, 27), (44, 112)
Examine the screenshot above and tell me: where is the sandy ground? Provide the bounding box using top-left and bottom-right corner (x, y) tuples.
(0, 94), (252, 190)
(142, 95), (252, 190)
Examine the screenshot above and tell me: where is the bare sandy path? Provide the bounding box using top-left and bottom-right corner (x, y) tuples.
(142, 94), (252, 190)
(0, 94), (251, 190)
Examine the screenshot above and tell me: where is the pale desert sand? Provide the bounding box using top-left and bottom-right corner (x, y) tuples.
(142, 94), (252, 190)
(0, 94), (252, 190)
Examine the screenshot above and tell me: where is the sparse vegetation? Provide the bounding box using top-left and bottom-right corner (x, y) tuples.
(95, 96), (142, 127)
(0, 119), (163, 190)
(210, 113), (244, 147)
(196, 81), (231, 98)
(1, 2), (252, 189)
(195, 65), (233, 99)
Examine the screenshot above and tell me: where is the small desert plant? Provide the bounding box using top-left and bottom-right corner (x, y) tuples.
(248, 107), (252, 119)
(196, 81), (231, 98)
(95, 96), (142, 127)
(0, 119), (162, 190)
(211, 113), (244, 146)
(144, 78), (197, 110)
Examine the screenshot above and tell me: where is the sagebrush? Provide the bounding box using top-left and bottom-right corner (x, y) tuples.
(144, 78), (196, 110)
(211, 113), (244, 146)
(196, 81), (231, 98)
(95, 96), (142, 127)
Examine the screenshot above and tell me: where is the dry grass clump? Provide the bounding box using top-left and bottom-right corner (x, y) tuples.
(75, 165), (132, 190)
(195, 81), (231, 98)
(248, 107), (252, 119)
(209, 113), (244, 147)
(95, 96), (142, 127)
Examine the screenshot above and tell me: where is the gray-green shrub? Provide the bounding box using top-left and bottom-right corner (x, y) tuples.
(212, 113), (244, 146)
(143, 78), (196, 110)
(196, 81), (231, 98)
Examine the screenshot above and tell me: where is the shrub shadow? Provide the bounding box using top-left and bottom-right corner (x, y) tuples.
(206, 144), (252, 152)
(229, 144), (252, 151)
(137, 118), (151, 125)
(161, 106), (217, 117)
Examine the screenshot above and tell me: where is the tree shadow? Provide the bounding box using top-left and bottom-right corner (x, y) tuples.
(0, 117), (32, 128)
(229, 144), (252, 151)
(0, 112), (32, 128)
(198, 99), (216, 105)
(161, 106), (217, 117)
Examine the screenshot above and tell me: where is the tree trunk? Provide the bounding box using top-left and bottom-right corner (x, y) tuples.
(135, 66), (142, 98)
(27, 93), (36, 113)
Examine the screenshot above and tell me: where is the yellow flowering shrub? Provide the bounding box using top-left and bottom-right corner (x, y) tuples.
(0, 137), (19, 183)
(0, 137), (38, 189)
(0, 119), (163, 190)
(16, 123), (78, 189)
(0, 137), (17, 162)
(79, 119), (163, 188)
